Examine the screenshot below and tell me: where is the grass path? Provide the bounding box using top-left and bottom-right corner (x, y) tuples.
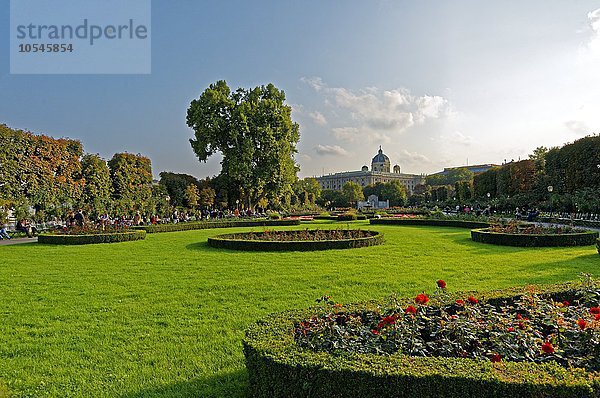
(0, 221), (598, 397)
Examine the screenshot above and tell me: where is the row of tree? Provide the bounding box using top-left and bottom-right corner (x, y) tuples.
(0, 124), (167, 220)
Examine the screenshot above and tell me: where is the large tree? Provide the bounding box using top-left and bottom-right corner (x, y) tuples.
(159, 172), (200, 208)
(108, 153), (153, 214)
(187, 80), (300, 209)
(80, 154), (112, 216)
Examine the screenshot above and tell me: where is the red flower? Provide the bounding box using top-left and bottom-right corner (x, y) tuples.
(382, 315), (396, 325)
(405, 305), (417, 314)
(577, 318), (587, 330)
(516, 313), (523, 320)
(371, 329), (379, 335)
(562, 300), (570, 307)
(436, 279), (447, 289)
(517, 322), (526, 330)
(415, 293), (429, 305)
(507, 327), (515, 332)
(455, 299), (465, 306)
(490, 354), (502, 363)
(541, 342), (555, 354)
(590, 307), (600, 315)
(595, 314), (600, 321)
(467, 296), (478, 305)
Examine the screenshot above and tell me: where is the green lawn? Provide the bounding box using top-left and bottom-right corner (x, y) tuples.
(0, 221), (598, 397)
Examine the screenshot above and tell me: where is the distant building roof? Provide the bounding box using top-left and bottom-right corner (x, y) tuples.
(431, 164), (499, 176)
(372, 146), (389, 163)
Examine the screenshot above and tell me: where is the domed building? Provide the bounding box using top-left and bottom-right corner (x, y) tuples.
(371, 146), (390, 172)
(315, 147), (425, 195)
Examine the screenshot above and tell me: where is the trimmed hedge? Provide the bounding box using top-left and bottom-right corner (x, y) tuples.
(38, 230), (146, 245)
(208, 230), (383, 251)
(132, 219), (300, 233)
(471, 228), (599, 247)
(597, 238), (600, 255)
(244, 283), (600, 398)
(370, 218), (490, 229)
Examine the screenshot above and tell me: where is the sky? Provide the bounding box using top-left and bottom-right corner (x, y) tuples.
(1, 0), (600, 179)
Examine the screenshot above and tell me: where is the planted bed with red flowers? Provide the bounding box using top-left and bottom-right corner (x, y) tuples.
(244, 276), (600, 398)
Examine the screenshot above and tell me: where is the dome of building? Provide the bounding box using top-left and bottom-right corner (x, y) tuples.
(372, 146), (389, 163)
(371, 146), (391, 172)
(393, 164), (401, 174)
(361, 165), (369, 171)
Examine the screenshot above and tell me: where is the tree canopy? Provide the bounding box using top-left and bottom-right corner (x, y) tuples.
(187, 80), (300, 209)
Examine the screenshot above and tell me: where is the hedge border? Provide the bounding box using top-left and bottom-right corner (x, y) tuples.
(370, 218), (490, 229)
(471, 228), (599, 247)
(207, 230), (383, 251)
(38, 230), (146, 245)
(244, 282), (600, 398)
(597, 238), (600, 255)
(132, 219), (300, 233)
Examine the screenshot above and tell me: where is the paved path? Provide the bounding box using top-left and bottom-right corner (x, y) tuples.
(0, 237), (38, 246)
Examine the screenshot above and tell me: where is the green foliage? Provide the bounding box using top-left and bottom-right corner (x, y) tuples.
(38, 230), (146, 245)
(337, 212), (358, 221)
(371, 218), (490, 229)
(108, 153), (153, 214)
(184, 184), (199, 208)
(342, 181), (364, 205)
(426, 168), (474, 186)
(80, 154), (112, 217)
(158, 172), (200, 208)
(187, 80), (300, 208)
(364, 181), (407, 206)
(0, 124), (84, 214)
(208, 230), (383, 251)
(471, 228), (598, 247)
(133, 219), (300, 233)
(292, 178), (322, 206)
(245, 282), (600, 398)
(316, 189), (346, 208)
(546, 135), (600, 195)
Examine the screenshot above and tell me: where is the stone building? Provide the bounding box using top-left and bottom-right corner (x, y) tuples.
(315, 147), (425, 194)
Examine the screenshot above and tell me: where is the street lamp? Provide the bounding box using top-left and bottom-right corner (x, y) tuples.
(487, 192), (491, 199)
(547, 186), (553, 216)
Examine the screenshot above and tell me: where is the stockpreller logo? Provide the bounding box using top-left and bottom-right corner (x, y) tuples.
(10, 0), (151, 74)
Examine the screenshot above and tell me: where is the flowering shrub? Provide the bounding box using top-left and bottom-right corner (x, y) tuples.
(47, 225), (129, 235)
(294, 275), (600, 372)
(224, 228), (374, 242)
(487, 220), (584, 235)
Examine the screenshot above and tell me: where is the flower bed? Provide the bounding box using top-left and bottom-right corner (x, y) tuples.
(370, 218), (490, 229)
(244, 279), (600, 397)
(132, 219), (300, 233)
(207, 229), (383, 251)
(471, 227), (598, 247)
(38, 230), (146, 245)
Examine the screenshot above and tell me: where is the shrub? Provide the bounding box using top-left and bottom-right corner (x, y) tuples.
(244, 280), (600, 398)
(370, 218), (490, 229)
(133, 219), (300, 233)
(208, 230), (383, 251)
(337, 213), (358, 222)
(597, 238), (599, 255)
(38, 230), (146, 245)
(471, 228), (598, 247)
(268, 212), (282, 220)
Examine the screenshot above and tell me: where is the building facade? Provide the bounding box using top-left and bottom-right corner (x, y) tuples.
(315, 147), (425, 194)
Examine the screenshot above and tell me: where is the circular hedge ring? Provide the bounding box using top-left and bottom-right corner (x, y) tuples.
(38, 230), (146, 245)
(471, 228), (598, 247)
(207, 229), (383, 251)
(244, 283), (599, 398)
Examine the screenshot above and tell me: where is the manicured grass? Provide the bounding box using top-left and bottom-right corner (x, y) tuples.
(0, 221), (598, 397)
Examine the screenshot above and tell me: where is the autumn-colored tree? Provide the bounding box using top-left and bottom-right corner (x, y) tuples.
(108, 153), (153, 215)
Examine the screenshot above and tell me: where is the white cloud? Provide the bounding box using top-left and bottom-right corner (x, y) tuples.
(396, 149), (432, 165)
(586, 8), (600, 58)
(309, 111), (327, 126)
(314, 144), (349, 156)
(331, 127), (360, 141)
(565, 120), (590, 135)
(441, 131), (473, 146)
(300, 76), (325, 92)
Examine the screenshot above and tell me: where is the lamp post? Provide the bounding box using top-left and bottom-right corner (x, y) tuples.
(547, 186), (553, 216)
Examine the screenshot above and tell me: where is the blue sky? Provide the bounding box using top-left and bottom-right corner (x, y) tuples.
(1, 0), (600, 179)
